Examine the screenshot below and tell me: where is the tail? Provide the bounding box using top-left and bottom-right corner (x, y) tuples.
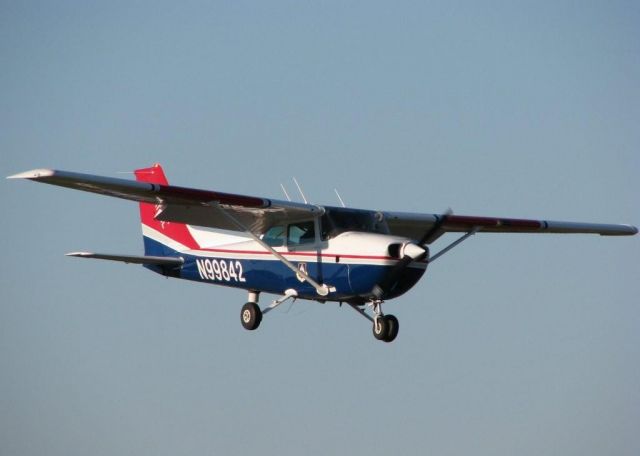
(134, 164), (199, 254)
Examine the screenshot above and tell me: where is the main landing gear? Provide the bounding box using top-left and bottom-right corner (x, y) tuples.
(240, 290), (298, 331)
(240, 302), (262, 330)
(348, 300), (399, 343)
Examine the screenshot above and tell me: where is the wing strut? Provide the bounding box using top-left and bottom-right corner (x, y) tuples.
(428, 226), (482, 263)
(213, 204), (334, 296)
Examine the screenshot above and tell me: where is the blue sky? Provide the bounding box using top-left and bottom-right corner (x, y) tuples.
(2, 1), (639, 455)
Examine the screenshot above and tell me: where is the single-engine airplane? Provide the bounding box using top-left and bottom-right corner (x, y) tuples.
(9, 164), (638, 342)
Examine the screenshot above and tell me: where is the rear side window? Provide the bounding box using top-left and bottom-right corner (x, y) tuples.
(263, 225), (285, 247)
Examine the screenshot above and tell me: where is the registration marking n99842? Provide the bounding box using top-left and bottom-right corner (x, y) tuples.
(196, 258), (246, 282)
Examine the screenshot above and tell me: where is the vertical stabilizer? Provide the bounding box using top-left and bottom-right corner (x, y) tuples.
(134, 164), (199, 253)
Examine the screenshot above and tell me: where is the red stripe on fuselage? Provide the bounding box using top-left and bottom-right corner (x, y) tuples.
(196, 247), (402, 261)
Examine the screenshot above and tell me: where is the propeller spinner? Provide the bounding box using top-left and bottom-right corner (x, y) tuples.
(372, 209), (452, 299)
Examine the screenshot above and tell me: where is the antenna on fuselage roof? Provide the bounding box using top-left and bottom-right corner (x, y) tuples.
(280, 183), (292, 202)
(292, 177), (309, 204)
(334, 188), (346, 208)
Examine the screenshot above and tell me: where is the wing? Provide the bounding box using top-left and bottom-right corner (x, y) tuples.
(383, 211), (638, 243)
(10, 168), (637, 239)
(8, 168), (321, 234)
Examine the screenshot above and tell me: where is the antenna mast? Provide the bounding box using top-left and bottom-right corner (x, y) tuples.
(334, 189), (346, 208)
(280, 183), (292, 202)
(292, 177), (308, 204)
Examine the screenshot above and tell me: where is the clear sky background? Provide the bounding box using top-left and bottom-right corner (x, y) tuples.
(1, 1), (639, 455)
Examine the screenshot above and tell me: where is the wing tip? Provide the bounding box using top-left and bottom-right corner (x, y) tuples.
(598, 224), (638, 236)
(7, 168), (55, 180)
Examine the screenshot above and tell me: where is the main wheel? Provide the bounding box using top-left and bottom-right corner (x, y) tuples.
(372, 316), (389, 340)
(240, 302), (262, 330)
(384, 314), (399, 342)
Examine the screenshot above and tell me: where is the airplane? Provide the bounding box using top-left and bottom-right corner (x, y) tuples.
(8, 164), (638, 342)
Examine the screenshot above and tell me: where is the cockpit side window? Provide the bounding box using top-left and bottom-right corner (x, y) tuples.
(262, 225), (286, 247)
(320, 208), (388, 239)
(287, 221), (315, 246)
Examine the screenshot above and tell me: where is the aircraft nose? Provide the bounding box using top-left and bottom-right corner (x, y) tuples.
(401, 242), (427, 260)
(388, 241), (428, 261)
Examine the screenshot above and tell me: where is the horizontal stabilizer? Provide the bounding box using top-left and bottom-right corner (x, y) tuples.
(66, 252), (184, 266)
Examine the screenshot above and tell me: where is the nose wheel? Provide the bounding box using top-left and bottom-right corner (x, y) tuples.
(348, 300), (399, 343)
(373, 314), (399, 342)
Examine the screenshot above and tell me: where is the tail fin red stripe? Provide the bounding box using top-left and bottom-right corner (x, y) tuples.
(134, 164), (199, 250)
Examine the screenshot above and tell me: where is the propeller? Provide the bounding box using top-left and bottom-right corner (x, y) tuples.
(372, 209), (452, 299)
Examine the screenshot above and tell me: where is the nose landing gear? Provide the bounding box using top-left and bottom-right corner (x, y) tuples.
(349, 300), (399, 343)
(373, 314), (399, 342)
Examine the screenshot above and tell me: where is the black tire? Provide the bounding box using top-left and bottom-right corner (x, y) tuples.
(384, 314), (399, 342)
(372, 316), (389, 341)
(241, 302), (262, 330)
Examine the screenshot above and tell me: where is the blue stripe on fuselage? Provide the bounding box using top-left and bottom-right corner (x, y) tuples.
(142, 236), (425, 301)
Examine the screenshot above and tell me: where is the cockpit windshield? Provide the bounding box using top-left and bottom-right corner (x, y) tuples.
(320, 207), (388, 239)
